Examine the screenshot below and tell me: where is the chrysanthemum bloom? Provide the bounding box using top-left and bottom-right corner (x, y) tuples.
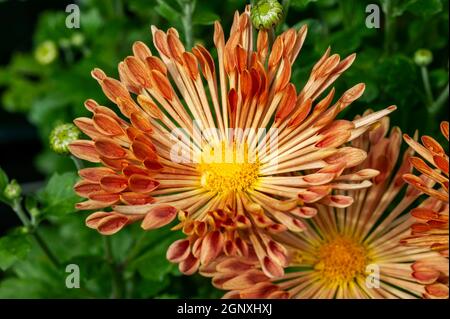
(203, 116), (449, 298)
(69, 6), (395, 276)
(402, 121), (449, 257)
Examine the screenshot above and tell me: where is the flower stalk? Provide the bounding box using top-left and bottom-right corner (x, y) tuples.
(71, 156), (84, 170)
(430, 84), (450, 115)
(420, 65), (434, 106)
(181, 0), (196, 50)
(383, 0), (396, 55)
(103, 236), (125, 299)
(414, 49), (449, 117)
(11, 198), (60, 268)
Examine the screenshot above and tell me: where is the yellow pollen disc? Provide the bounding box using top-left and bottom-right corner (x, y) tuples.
(199, 142), (260, 194)
(314, 236), (368, 285)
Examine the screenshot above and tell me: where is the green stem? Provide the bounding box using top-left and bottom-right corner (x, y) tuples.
(103, 237), (125, 299)
(268, 27), (275, 48)
(71, 155), (84, 170)
(12, 199), (60, 267)
(429, 84), (449, 116)
(181, 0), (196, 50)
(12, 199), (31, 227)
(383, 0), (396, 55)
(421, 66), (434, 106)
(121, 232), (148, 267)
(33, 231), (60, 267)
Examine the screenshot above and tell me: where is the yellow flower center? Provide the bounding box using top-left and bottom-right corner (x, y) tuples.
(199, 142), (260, 194)
(314, 236), (368, 285)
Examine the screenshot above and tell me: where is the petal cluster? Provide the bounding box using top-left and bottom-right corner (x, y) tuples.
(402, 121), (449, 257)
(205, 116), (449, 299)
(70, 6), (397, 278)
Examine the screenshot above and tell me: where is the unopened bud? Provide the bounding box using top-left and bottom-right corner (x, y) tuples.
(250, 0), (284, 30)
(49, 123), (81, 155)
(71, 32), (85, 47)
(4, 179), (22, 200)
(35, 40), (59, 65)
(414, 49), (433, 67)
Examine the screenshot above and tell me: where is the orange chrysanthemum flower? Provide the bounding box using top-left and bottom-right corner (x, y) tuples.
(69, 6), (395, 276)
(402, 121), (449, 257)
(203, 116), (449, 299)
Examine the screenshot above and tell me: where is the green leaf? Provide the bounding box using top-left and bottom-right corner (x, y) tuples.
(37, 172), (80, 216)
(37, 215), (103, 262)
(155, 0), (181, 22)
(0, 233), (31, 271)
(2, 251), (90, 298)
(80, 8), (104, 34)
(390, 0), (443, 17)
(129, 230), (182, 281)
(2, 78), (44, 113)
(135, 251), (174, 281)
(193, 9), (220, 25)
(29, 93), (71, 130)
(0, 278), (47, 298)
(134, 276), (171, 298)
(65, 255), (111, 297)
(0, 68), (10, 86)
(430, 69), (449, 89)
(35, 150), (75, 176)
(291, 0), (318, 9)
(8, 53), (45, 75)
(0, 166), (8, 191)
(406, 0), (443, 16)
(128, 0), (158, 16)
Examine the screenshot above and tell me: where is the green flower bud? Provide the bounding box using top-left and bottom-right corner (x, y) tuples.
(71, 32), (85, 47)
(4, 179), (22, 201)
(414, 49), (433, 67)
(250, 0), (284, 30)
(34, 40), (59, 65)
(49, 123), (80, 155)
(19, 226), (30, 235)
(29, 207), (40, 219)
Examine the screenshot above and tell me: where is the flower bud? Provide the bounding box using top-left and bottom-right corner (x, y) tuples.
(71, 32), (85, 47)
(19, 226), (30, 235)
(34, 40), (59, 65)
(4, 179), (22, 201)
(250, 0), (284, 30)
(414, 49), (433, 67)
(49, 123), (81, 155)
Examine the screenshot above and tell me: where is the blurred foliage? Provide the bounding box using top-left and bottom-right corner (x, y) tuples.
(0, 0), (448, 298)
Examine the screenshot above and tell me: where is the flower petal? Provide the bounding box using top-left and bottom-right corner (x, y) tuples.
(166, 239), (191, 263)
(200, 230), (224, 265)
(141, 204), (178, 230)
